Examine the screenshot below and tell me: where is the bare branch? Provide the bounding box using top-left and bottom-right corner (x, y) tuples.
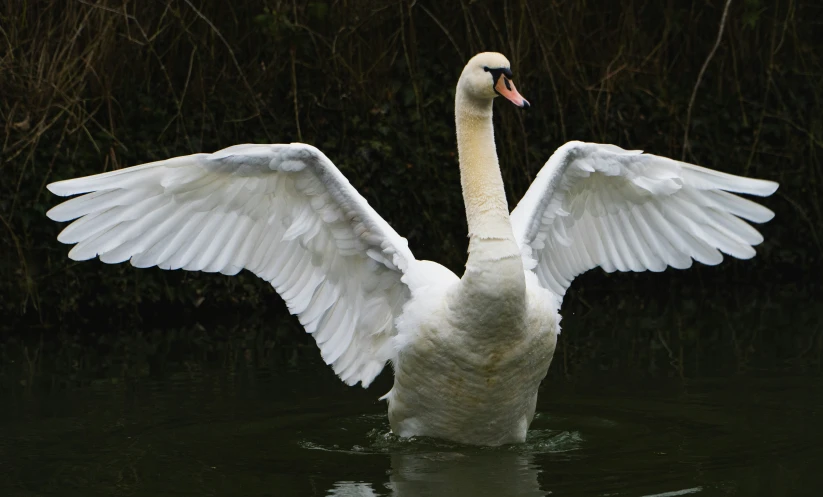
(682, 0), (733, 160)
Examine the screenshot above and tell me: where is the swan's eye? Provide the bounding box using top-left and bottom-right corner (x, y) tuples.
(485, 67), (514, 91)
(485, 67), (513, 78)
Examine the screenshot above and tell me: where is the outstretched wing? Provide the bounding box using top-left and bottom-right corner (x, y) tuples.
(47, 143), (416, 387)
(511, 141), (779, 298)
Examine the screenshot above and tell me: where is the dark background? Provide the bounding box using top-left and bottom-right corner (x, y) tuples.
(1, 0), (820, 387)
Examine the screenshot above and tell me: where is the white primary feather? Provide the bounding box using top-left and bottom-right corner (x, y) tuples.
(47, 143), (419, 388)
(511, 141), (779, 297)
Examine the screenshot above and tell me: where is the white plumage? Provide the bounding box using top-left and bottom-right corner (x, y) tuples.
(47, 53), (778, 445)
(48, 144), (414, 388)
(511, 141), (777, 296)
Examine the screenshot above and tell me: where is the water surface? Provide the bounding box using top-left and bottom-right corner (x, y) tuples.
(1, 364), (821, 496)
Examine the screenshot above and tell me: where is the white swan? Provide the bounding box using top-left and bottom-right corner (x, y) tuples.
(46, 53), (778, 446)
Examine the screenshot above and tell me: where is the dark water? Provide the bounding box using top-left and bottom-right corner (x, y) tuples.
(1, 365), (821, 496)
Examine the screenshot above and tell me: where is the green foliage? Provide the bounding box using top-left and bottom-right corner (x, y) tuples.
(0, 0), (821, 378)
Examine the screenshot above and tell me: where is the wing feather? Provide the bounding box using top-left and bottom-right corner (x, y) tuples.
(511, 141), (778, 297)
(47, 143), (420, 387)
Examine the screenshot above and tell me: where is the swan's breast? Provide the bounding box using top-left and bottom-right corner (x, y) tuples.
(387, 273), (559, 445)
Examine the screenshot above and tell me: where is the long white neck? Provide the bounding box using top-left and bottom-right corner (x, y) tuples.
(452, 84), (525, 328)
(455, 87), (521, 264)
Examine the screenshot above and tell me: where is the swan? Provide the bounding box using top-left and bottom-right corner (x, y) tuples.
(46, 52), (778, 446)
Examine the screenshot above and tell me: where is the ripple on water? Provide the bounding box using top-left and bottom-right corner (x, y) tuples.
(297, 412), (585, 456)
(3, 374), (821, 496)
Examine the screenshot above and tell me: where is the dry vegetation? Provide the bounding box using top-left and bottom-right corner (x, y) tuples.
(1, 0), (821, 380)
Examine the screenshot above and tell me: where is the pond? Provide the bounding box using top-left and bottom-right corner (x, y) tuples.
(1, 361), (821, 496)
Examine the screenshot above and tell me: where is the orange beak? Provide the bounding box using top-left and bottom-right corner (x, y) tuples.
(495, 76), (530, 108)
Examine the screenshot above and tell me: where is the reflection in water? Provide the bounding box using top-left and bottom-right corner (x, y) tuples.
(324, 451), (544, 497)
(322, 440), (710, 497)
(328, 481), (380, 496)
(386, 451), (544, 497)
(312, 421), (581, 496)
(326, 452), (544, 497)
(2, 371), (822, 496)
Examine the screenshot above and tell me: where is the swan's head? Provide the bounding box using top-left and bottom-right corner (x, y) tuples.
(458, 52), (530, 108)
